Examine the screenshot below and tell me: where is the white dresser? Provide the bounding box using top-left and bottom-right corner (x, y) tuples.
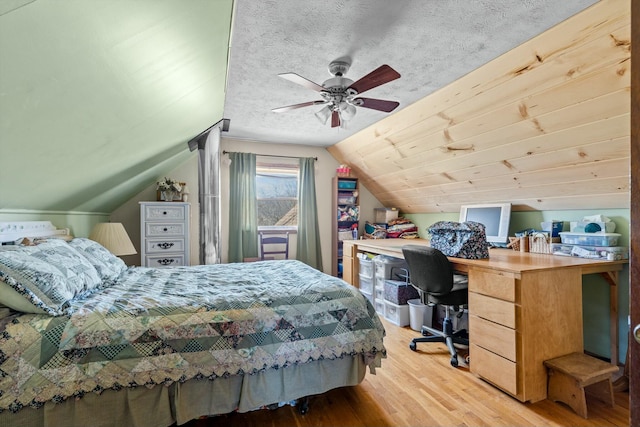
(139, 202), (190, 267)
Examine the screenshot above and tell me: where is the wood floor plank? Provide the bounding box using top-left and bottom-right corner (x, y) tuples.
(184, 317), (630, 427)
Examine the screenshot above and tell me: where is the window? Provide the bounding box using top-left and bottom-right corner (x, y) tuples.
(256, 158), (298, 227)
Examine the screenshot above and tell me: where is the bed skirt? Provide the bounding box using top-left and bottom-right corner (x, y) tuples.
(0, 354), (369, 427)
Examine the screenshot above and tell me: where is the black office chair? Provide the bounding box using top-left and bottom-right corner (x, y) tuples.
(402, 244), (469, 367)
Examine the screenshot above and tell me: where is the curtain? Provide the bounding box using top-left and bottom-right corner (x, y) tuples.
(296, 157), (323, 270)
(198, 127), (221, 265)
(227, 152), (258, 262)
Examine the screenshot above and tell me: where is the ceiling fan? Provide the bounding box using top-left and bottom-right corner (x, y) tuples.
(272, 60), (401, 128)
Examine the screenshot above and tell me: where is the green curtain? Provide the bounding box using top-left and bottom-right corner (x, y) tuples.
(296, 157), (323, 270)
(228, 152), (258, 262)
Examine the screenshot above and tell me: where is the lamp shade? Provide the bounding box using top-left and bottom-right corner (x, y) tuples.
(89, 223), (137, 256)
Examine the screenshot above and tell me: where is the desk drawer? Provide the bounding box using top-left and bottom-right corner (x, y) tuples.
(470, 343), (518, 397)
(146, 239), (185, 254)
(469, 292), (516, 328)
(470, 315), (516, 361)
(469, 269), (517, 302)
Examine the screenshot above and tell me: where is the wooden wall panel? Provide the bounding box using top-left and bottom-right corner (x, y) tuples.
(327, 0), (630, 213)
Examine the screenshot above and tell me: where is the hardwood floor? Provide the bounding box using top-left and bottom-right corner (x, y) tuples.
(184, 317), (630, 427)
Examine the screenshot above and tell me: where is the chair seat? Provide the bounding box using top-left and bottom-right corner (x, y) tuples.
(427, 278), (468, 307)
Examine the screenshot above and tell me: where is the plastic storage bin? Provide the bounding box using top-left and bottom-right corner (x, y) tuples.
(337, 193), (357, 204)
(374, 208), (399, 223)
(374, 299), (385, 315)
(338, 229), (354, 241)
(337, 180), (357, 189)
(358, 256), (374, 278)
(358, 274), (374, 294)
(374, 255), (408, 280)
(384, 301), (410, 327)
(559, 232), (620, 246)
(570, 221), (616, 233)
(375, 286), (384, 300)
(550, 243), (628, 260)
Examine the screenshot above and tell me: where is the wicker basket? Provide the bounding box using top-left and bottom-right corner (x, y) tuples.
(507, 237), (520, 251)
(529, 232), (561, 254)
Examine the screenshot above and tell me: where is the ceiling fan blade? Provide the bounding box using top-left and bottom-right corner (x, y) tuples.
(272, 100), (326, 113)
(348, 64), (400, 95)
(355, 97), (400, 113)
(277, 73), (325, 92)
(331, 110), (340, 128)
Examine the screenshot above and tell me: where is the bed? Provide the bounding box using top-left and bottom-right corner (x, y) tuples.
(0, 222), (386, 427)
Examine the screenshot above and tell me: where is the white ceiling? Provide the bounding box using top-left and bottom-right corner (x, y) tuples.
(223, 0), (598, 147)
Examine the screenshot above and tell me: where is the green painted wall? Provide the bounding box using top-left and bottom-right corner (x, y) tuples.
(403, 208), (630, 364)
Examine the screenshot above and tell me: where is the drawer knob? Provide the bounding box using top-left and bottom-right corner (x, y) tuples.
(163, 228), (168, 232)
(158, 242), (174, 250)
(157, 258), (175, 266)
(163, 211), (167, 215)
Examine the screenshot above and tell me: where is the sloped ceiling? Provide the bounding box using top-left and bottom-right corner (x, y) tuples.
(0, 0), (233, 213)
(0, 0), (598, 213)
(223, 0), (597, 146)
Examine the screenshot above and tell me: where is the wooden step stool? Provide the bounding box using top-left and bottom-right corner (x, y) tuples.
(544, 352), (618, 418)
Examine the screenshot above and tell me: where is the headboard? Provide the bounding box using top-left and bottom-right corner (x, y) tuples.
(0, 221), (71, 244)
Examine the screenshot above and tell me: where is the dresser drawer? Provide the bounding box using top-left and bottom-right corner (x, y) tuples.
(145, 239), (185, 254)
(146, 223), (186, 237)
(470, 315), (517, 361)
(145, 254), (185, 267)
(468, 268), (517, 302)
(469, 291), (516, 328)
(470, 343), (518, 397)
(144, 205), (186, 221)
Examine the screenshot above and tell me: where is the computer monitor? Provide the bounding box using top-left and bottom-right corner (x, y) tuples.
(459, 203), (511, 245)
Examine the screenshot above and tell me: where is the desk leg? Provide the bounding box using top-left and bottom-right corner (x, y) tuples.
(599, 271), (619, 366)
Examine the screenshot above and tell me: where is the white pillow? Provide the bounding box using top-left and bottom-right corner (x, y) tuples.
(0, 250), (74, 315)
(0, 239), (102, 315)
(68, 238), (127, 283)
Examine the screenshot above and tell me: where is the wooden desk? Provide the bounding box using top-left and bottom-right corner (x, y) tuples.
(342, 238), (626, 403)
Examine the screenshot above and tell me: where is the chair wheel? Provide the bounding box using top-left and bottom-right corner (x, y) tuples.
(409, 341), (417, 351)
(450, 356), (458, 367)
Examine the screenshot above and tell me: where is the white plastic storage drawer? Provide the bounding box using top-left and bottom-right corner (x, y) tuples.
(373, 255), (408, 280)
(358, 256), (374, 279)
(359, 275), (374, 294)
(384, 301), (410, 327)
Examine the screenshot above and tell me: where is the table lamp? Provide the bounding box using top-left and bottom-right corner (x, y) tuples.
(89, 223), (137, 256)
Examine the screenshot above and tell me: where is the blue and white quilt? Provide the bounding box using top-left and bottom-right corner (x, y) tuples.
(0, 260), (386, 412)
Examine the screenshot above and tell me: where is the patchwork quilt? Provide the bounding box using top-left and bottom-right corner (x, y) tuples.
(0, 260), (386, 412)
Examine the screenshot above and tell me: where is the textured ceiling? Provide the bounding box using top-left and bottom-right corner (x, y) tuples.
(224, 0), (598, 147)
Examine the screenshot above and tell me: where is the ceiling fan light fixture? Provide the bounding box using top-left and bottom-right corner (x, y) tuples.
(315, 105), (332, 125)
(339, 102), (357, 121)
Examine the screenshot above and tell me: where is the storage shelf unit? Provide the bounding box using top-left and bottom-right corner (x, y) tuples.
(331, 176), (359, 277)
(139, 202), (190, 267)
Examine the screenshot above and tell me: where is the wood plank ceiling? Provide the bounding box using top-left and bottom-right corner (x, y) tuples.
(328, 0), (630, 213)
